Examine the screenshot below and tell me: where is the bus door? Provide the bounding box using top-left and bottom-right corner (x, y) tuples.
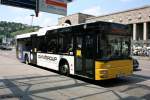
(75, 34), (95, 79)
(30, 34), (37, 64)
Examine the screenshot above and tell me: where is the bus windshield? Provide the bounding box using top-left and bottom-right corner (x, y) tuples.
(98, 35), (130, 60)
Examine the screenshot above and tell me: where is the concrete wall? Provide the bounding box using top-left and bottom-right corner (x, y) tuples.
(58, 13), (94, 25)
(86, 6), (150, 24)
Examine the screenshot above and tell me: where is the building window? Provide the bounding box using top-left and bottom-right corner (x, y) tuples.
(128, 17), (132, 21)
(127, 15), (132, 21)
(128, 18), (132, 21)
(108, 19), (114, 22)
(64, 20), (72, 25)
(138, 13), (142, 19)
(119, 18), (123, 23)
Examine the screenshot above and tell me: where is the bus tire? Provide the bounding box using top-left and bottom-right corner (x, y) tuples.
(59, 60), (69, 76)
(25, 54), (29, 65)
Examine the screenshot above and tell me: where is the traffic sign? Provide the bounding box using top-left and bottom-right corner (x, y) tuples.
(1, 0), (36, 10)
(39, 0), (67, 16)
(0, 0), (73, 16)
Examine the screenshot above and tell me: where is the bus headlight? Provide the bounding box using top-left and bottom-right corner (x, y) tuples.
(103, 64), (111, 68)
(100, 70), (108, 74)
(100, 75), (108, 78)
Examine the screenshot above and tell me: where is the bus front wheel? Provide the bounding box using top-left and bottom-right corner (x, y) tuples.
(60, 63), (69, 76)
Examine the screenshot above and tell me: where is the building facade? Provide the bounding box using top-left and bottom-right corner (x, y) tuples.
(58, 13), (94, 25)
(58, 5), (150, 46)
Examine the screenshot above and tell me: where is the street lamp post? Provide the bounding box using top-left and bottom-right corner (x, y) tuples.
(30, 14), (34, 26)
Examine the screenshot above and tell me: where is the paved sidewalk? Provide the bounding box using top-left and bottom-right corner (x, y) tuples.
(0, 50), (141, 100)
(0, 75), (140, 100)
(132, 56), (150, 60)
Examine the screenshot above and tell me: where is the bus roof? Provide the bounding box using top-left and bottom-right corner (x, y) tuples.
(16, 21), (128, 39)
(16, 25), (63, 39)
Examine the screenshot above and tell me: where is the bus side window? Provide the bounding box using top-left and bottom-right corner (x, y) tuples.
(67, 37), (73, 54)
(58, 35), (66, 53)
(58, 33), (74, 55)
(37, 37), (47, 53)
(47, 38), (57, 53)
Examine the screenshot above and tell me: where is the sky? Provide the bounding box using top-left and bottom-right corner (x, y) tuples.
(0, 0), (150, 27)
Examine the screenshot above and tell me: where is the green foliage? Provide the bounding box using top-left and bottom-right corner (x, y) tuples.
(11, 27), (39, 36)
(0, 21), (40, 37)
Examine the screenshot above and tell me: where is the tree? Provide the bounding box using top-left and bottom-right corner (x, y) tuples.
(0, 21), (40, 38)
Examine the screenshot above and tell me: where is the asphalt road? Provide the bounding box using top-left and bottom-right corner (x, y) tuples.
(0, 49), (149, 100)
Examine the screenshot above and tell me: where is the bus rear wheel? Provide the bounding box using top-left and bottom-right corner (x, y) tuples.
(60, 63), (69, 76)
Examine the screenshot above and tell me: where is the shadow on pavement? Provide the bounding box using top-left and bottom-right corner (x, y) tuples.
(0, 74), (88, 100)
(132, 74), (150, 80)
(30, 64), (149, 100)
(0, 74), (140, 100)
(31, 64), (149, 88)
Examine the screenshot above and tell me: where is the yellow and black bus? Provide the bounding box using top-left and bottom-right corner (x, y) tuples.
(16, 21), (133, 80)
